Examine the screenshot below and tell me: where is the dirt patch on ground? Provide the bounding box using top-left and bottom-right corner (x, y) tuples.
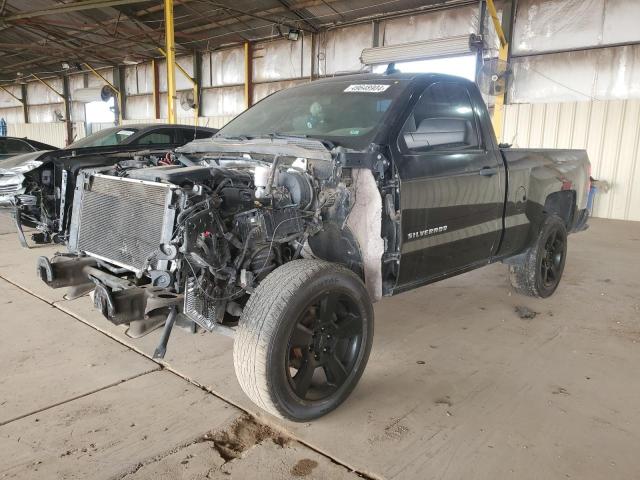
(204, 415), (289, 461)
(118, 414), (363, 480)
(118, 415), (290, 479)
(434, 395), (453, 407)
(515, 306), (538, 319)
(291, 458), (319, 476)
(551, 386), (570, 396)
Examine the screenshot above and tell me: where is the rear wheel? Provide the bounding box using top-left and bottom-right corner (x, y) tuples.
(233, 259), (374, 421)
(509, 215), (568, 298)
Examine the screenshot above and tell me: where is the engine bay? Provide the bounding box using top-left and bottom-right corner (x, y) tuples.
(35, 135), (399, 358)
(54, 149), (352, 336)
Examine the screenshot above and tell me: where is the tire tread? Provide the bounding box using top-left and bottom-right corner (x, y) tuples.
(509, 215), (567, 298)
(233, 259), (363, 419)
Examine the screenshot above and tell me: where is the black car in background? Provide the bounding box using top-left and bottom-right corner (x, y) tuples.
(0, 136), (59, 161)
(70, 123), (216, 149)
(0, 123), (218, 246)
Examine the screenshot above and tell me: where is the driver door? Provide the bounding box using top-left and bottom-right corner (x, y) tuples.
(394, 81), (504, 289)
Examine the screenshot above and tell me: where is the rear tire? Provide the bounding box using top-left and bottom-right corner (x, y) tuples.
(233, 259), (374, 421)
(509, 215), (568, 298)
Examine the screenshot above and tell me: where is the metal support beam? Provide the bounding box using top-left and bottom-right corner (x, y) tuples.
(62, 75), (73, 145)
(31, 73), (71, 143)
(310, 32), (317, 80)
(164, 0), (177, 123)
(31, 74), (65, 99)
(116, 66), (127, 123)
(0, 85), (28, 123)
(193, 51), (202, 124)
(372, 20), (380, 48)
(244, 41), (252, 109)
(2, 0), (156, 22)
(486, 0), (509, 141)
(159, 47), (199, 123)
(21, 84), (29, 123)
(83, 63), (123, 124)
(501, 0), (517, 106)
(476, 0), (486, 81)
(0, 86), (22, 104)
(152, 58), (160, 119)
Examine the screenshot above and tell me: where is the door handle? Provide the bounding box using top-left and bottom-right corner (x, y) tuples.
(479, 166), (498, 177)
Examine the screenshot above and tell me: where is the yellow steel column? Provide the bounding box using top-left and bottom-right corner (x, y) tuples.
(164, 0), (177, 123)
(159, 47), (198, 123)
(486, 0), (508, 141)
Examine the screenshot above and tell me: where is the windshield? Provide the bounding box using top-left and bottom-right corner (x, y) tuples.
(218, 79), (410, 148)
(69, 127), (138, 148)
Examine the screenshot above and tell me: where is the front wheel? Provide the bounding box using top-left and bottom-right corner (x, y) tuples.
(509, 215), (568, 298)
(233, 259), (374, 421)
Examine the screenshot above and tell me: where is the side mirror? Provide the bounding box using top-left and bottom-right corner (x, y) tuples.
(403, 118), (467, 151)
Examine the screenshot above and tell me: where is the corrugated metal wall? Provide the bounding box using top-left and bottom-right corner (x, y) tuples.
(503, 101), (640, 221)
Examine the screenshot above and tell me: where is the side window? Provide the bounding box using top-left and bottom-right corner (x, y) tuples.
(194, 129), (214, 140)
(181, 128), (212, 143)
(5, 139), (33, 153)
(181, 129), (196, 143)
(134, 128), (175, 145)
(400, 82), (480, 153)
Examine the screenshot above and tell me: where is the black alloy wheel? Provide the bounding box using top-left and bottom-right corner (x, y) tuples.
(509, 214), (568, 298)
(286, 291), (364, 401)
(234, 259), (374, 421)
(540, 228), (565, 289)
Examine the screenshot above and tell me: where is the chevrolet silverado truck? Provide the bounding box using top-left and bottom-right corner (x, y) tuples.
(36, 73), (590, 421)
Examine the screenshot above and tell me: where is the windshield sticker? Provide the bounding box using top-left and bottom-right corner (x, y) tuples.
(344, 84), (390, 93)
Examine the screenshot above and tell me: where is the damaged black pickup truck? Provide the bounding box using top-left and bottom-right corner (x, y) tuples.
(37, 73), (590, 421)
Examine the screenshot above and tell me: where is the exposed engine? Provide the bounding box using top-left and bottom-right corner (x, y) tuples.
(48, 151), (341, 338)
(128, 157), (322, 331)
(37, 137), (392, 357)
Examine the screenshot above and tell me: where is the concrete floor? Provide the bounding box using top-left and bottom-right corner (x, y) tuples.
(0, 214), (639, 479)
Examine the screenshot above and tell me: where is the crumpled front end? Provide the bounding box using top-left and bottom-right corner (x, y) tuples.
(0, 172), (26, 207)
(35, 137), (373, 356)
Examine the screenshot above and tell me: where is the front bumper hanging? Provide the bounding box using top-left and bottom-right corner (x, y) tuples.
(37, 255), (183, 325)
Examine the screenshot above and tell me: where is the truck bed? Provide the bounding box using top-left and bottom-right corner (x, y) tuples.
(497, 148), (590, 258)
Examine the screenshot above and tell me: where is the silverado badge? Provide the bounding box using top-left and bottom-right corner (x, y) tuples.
(407, 225), (448, 240)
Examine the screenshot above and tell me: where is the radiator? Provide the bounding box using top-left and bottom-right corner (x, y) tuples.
(69, 173), (175, 274)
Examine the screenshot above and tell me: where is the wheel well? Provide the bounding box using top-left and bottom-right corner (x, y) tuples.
(307, 223), (364, 279)
(543, 191), (576, 227)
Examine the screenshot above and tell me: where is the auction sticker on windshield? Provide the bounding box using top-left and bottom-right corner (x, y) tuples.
(344, 84), (390, 93)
